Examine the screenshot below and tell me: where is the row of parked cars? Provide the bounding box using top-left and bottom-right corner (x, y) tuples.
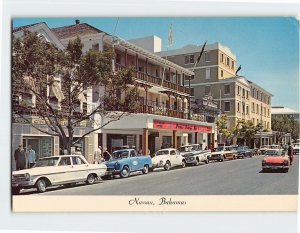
(12, 144), (258, 194)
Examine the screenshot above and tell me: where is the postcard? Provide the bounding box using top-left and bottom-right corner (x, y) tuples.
(11, 16), (299, 212)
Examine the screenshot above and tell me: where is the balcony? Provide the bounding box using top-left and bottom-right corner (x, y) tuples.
(115, 63), (190, 95)
(137, 99), (189, 120)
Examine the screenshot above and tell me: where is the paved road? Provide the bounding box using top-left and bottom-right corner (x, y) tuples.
(20, 155), (298, 195)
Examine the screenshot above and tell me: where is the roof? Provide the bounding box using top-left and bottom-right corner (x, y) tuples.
(271, 106), (299, 115)
(156, 42), (236, 60)
(51, 23), (103, 40)
(13, 22), (46, 33)
(247, 80), (273, 96)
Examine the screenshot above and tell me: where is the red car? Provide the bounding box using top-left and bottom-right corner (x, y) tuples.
(262, 149), (290, 173)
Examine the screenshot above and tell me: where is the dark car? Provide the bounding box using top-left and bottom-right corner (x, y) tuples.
(236, 146), (253, 159)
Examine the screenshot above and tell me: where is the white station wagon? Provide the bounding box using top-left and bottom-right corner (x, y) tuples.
(151, 148), (186, 171)
(12, 155), (107, 194)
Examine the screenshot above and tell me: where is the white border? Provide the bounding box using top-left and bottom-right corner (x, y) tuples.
(1, 0), (299, 233)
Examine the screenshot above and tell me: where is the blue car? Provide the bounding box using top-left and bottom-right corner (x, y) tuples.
(104, 149), (153, 178)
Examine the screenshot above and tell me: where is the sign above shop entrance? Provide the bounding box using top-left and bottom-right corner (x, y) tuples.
(153, 120), (212, 133)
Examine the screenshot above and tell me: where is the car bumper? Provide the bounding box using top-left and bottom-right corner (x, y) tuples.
(12, 180), (35, 189)
(105, 168), (121, 175)
(209, 156), (222, 161)
(262, 165), (289, 170)
(152, 163), (164, 169)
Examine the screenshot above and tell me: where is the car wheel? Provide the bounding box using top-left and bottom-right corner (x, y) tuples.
(36, 179), (47, 193)
(164, 161), (171, 171)
(142, 165), (149, 174)
(86, 174), (96, 185)
(220, 156), (224, 162)
(120, 166), (130, 178)
(12, 188), (21, 195)
(194, 159), (199, 166)
(205, 158), (209, 164)
(182, 160), (186, 168)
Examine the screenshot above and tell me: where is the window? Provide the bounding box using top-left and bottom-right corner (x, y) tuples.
(205, 52), (210, 62)
(237, 102), (240, 112)
(224, 101), (230, 112)
(170, 150), (176, 155)
(190, 88), (195, 96)
(226, 57), (230, 66)
(252, 118), (255, 123)
(242, 88), (245, 97)
(220, 53), (224, 62)
(72, 156), (86, 165)
(205, 68), (210, 79)
(221, 70), (224, 78)
(231, 60), (234, 69)
(246, 105), (249, 115)
(246, 91), (249, 99)
(242, 103), (245, 114)
(130, 150), (136, 157)
(224, 84), (230, 94)
(92, 43), (99, 51)
(116, 54), (121, 64)
(205, 86), (211, 95)
(252, 89), (255, 97)
(256, 104), (259, 114)
(185, 54), (194, 64)
(252, 102), (255, 112)
(237, 86), (240, 95)
(59, 157), (71, 166)
(268, 109), (270, 117)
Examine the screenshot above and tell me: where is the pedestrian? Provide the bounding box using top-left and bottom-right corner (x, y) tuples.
(287, 142), (294, 165)
(138, 148), (143, 155)
(26, 145), (36, 168)
(103, 147), (111, 161)
(94, 146), (102, 164)
(14, 144), (26, 170)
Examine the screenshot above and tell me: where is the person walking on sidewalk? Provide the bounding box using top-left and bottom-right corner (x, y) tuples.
(288, 142), (294, 165)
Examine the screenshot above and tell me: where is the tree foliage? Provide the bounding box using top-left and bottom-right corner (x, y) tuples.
(272, 116), (299, 142)
(216, 114), (233, 144)
(12, 31), (139, 153)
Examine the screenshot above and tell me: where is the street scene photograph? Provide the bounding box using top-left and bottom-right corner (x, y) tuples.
(11, 17), (299, 199)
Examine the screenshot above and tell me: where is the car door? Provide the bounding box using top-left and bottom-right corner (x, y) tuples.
(56, 157), (73, 184)
(169, 149), (179, 166)
(130, 150), (140, 171)
(71, 156), (89, 181)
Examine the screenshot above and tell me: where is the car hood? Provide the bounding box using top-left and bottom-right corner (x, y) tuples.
(152, 155), (169, 162)
(181, 152), (194, 157)
(264, 156), (286, 163)
(211, 151), (224, 155)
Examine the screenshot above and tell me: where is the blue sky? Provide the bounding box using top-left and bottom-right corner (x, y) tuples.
(13, 17), (299, 111)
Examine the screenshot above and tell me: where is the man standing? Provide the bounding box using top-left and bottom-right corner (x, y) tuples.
(26, 145), (36, 168)
(94, 146), (102, 163)
(14, 144), (26, 170)
(103, 148), (111, 161)
(288, 142), (294, 166)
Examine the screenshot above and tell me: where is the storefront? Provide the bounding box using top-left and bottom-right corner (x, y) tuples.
(98, 113), (215, 155)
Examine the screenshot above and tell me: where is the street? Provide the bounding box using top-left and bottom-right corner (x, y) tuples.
(18, 155), (298, 196)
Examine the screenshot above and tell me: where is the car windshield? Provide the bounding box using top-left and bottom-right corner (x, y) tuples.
(156, 150), (170, 156)
(225, 147), (232, 151)
(112, 150), (129, 159)
(178, 146), (192, 152)
(265, 150), (282, 156)
(215, 147), (225, 152)
(34, 157), (59, 167)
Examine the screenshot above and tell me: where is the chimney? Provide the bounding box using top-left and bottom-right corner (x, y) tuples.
(75, 19), (80, 24)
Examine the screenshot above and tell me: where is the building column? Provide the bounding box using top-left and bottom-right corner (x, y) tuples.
(142, 128), (149, 155)
(136, 134), (140, 151)
(173, 130), (177, 148)
(102, 133), (107, 151)
(194, 132), (198, 144)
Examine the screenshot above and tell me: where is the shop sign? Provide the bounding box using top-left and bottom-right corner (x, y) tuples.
(153, 120), (212, 133)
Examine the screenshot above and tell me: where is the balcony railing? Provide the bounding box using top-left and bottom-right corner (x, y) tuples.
(115, 63), (190, 95)
(137, 99), (189, 120)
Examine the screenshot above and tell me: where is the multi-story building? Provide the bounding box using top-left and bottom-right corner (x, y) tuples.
(51, 20), (216, 155)
(12, 20), (217, 166)
(12, 22), (94, 169)
(151, 40), (272, 146)
(272, 106), (300, 121)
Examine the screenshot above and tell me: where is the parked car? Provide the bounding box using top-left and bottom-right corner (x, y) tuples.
(209, 146), (237, 162)
(12, 155), (107, 194)
(259, 145), (281, 155)
(235, 146), (253, 159)
(152, 148), (186, 171)
(104, 149), (152, 178)
(178, 144), (211, 166)
(262, 149), (290, 172)
(293, 143), (299, 155)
